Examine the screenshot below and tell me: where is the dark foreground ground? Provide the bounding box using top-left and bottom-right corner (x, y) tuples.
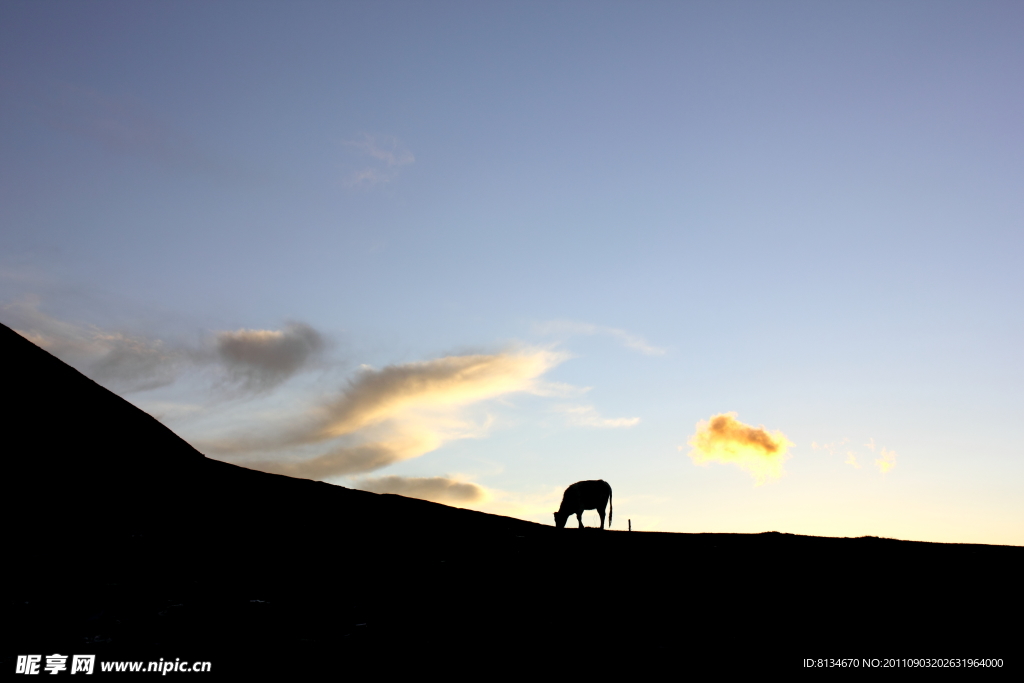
(3, 322), (1021, 675)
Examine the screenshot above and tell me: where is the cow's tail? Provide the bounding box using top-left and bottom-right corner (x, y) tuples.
(608, 487), (613, 529)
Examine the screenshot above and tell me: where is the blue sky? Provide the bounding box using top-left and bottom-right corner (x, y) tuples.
(2, 1), (1022, 543)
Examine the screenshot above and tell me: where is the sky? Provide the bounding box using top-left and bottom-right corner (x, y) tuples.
(2, 0), (1022, 544)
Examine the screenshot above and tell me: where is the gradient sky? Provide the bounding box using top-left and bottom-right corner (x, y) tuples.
(2, 0), (1022, 544)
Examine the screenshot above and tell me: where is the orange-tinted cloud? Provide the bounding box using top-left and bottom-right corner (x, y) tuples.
(207, 349), (567, 479)
(309, 350), (562, 442)
(685, 412), (793, 485)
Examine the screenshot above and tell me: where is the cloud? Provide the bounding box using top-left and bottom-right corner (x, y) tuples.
(88, 332), (182, 392)
(534, 320), (666, 356)
(812, 436), (896, 473)
(4, 299), (182, 393)
(556, 404), (640, 428)
(811, 438), (848, 457)
(875, 448), (897, 473)
(2, 299), (325, 394)
(342, 134), (414, 188)
(207, 349), (567, 479)
(216, 323), (325, 391)
(306, 350), (562, 443)
(864, 438), (896, 473)
(684, 412), (793, 485)
(353, 475), (487, 505)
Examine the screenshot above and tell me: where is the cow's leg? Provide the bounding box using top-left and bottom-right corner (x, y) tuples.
(576, 511), (584, 529)
(597, 506), (606, 529)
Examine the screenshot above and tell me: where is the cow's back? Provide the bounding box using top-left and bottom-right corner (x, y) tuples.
(563, 479), (610, 509)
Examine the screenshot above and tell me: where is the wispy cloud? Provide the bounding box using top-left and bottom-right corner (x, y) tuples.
(555, 404), (639, 428)
(863, 438), (897, 473)
(3, 298), (182, 393)
(875, 448), (897, 473)
(206, 349), (568, 479)
(342, 134), (414, 188)
(533, 320), (666, 356)
(2, 299), (325, 394)
(811, 438), (849, 457)
(814, 437), (897, 472)
(683, 412), (793, 485)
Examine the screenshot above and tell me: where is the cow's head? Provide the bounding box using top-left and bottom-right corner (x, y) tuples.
(553, 510), (570, 529)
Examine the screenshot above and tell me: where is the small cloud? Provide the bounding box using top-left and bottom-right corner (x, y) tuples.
(216, 323), (325, 391)
(684, 412), (793, 485)
(354, 475), (487, 505)
(342, 134), (414, 188)
(530, 381), (589, 399)
(875, 448), (896, 473)
(345, 134), (415, 167)
(812, 438), (848, 457)
(556, 404), (640, 428)
(845, 452), (861, 469)
(863, 438), (896, 473)
(534, 320), (666, 356)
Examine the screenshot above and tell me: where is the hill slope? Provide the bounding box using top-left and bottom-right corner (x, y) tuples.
(3, 321), (1019, 672)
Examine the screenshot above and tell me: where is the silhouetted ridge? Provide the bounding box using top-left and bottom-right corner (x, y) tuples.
(3, 321), (1021, 672)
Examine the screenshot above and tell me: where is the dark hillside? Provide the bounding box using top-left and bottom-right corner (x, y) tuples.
(3, 322), (1020, 673)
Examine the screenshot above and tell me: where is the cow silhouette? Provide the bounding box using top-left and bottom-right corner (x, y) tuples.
(554, 480), (612, 529)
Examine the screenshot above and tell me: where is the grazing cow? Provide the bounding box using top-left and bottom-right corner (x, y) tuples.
(554, 480), (612, 529)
